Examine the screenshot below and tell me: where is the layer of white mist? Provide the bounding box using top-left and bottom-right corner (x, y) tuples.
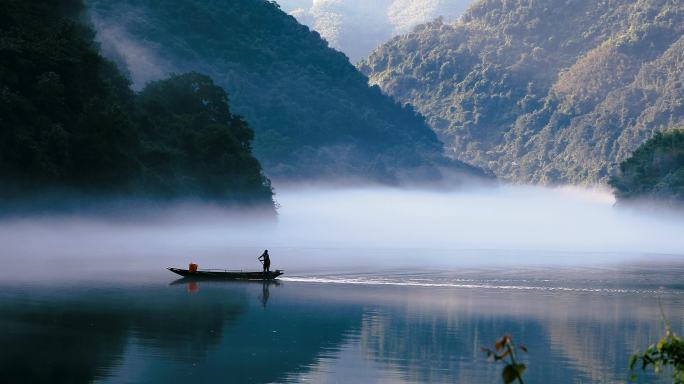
(1, 185), (683, 280)
(90, 6), (174, 89)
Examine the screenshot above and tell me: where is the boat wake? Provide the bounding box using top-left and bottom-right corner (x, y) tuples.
(280, 275), (673, 295)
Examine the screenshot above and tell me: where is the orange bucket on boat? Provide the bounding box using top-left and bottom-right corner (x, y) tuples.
(188, 263), (198, 273)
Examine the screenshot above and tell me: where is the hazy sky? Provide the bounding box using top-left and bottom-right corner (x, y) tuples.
(276, 0), (475, 62)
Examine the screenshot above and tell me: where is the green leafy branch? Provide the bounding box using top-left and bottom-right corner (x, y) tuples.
(482, 335), (528, 384)
(630, 300), (684, 383)
(630, 321), (684, 383)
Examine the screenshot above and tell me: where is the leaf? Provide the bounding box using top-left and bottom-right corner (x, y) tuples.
(502, 364), (526, 383)
(502, 365), (518, 384)
(629, 354), (638, 370)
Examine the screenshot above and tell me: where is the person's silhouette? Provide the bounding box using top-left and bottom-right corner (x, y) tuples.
(258, 250), (271, 274)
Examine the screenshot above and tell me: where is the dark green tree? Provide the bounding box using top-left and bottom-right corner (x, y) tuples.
(0, 0), (137, 195)
(0, 0), (273, 209)
(609, 129), (684, 203)
(136, 73), (273, 201)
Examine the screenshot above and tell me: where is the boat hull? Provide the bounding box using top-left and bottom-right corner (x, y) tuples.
(168, 267), (283, 280)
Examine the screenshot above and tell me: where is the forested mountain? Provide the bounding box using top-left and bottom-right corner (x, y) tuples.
(610, 129), (684, 203)
(277, 0), (473, 63)
(0, 1), (273, 207)
(361, 0), (684, 185)
(87, 0), (487, 183)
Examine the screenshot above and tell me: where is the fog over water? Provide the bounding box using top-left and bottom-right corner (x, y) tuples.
(1, 185), (683, 280)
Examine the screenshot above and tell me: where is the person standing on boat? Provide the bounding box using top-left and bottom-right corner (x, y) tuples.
(258, 250), (271, 274)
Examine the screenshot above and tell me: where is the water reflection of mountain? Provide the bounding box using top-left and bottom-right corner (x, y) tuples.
(0, 281), (363, 384)
(349, 287), (678, 383)
(541, 294), (673, 384)
(2, 279), (681, 383)
(0, 284), (246, 383)
(358, 307), (553, 382)
(0, 299), (128, 384)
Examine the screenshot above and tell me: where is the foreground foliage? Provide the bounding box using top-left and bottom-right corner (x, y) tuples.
(482, 335), (528, 384)
(630, 319), (684, 383)
(0, 1), (273, 206)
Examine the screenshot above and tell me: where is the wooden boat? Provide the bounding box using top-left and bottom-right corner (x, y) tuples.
(167, 267), (284, 280)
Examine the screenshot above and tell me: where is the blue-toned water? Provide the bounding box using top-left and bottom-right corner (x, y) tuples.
(2, 264), (683, 384)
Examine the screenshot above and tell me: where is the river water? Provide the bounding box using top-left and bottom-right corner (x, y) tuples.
(1, 264), (683, 383)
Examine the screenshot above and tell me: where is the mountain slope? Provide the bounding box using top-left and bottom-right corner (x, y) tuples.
(87, 0), (487, 183)
(361, 0), (684, 185)
(0, 0), (273, 207)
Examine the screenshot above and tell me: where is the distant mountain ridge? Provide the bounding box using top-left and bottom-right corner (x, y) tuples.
(88, 0), (488, 183)
(277, 0), (474, 63)
(361, 0), (684, 185)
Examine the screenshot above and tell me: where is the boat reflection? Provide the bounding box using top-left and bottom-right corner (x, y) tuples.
(169, 277), (279, 307)
(260, 280), (270, 307)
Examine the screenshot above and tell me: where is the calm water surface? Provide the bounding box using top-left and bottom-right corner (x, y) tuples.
(2, 263), (683, 384)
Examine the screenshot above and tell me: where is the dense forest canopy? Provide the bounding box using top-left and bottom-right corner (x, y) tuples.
(135, 73), (273, 202)
(88, 0), (488, 183)
(0, 0), (273, 207)
(609, 129), (684, 202)
(361, 0), (684, 186)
